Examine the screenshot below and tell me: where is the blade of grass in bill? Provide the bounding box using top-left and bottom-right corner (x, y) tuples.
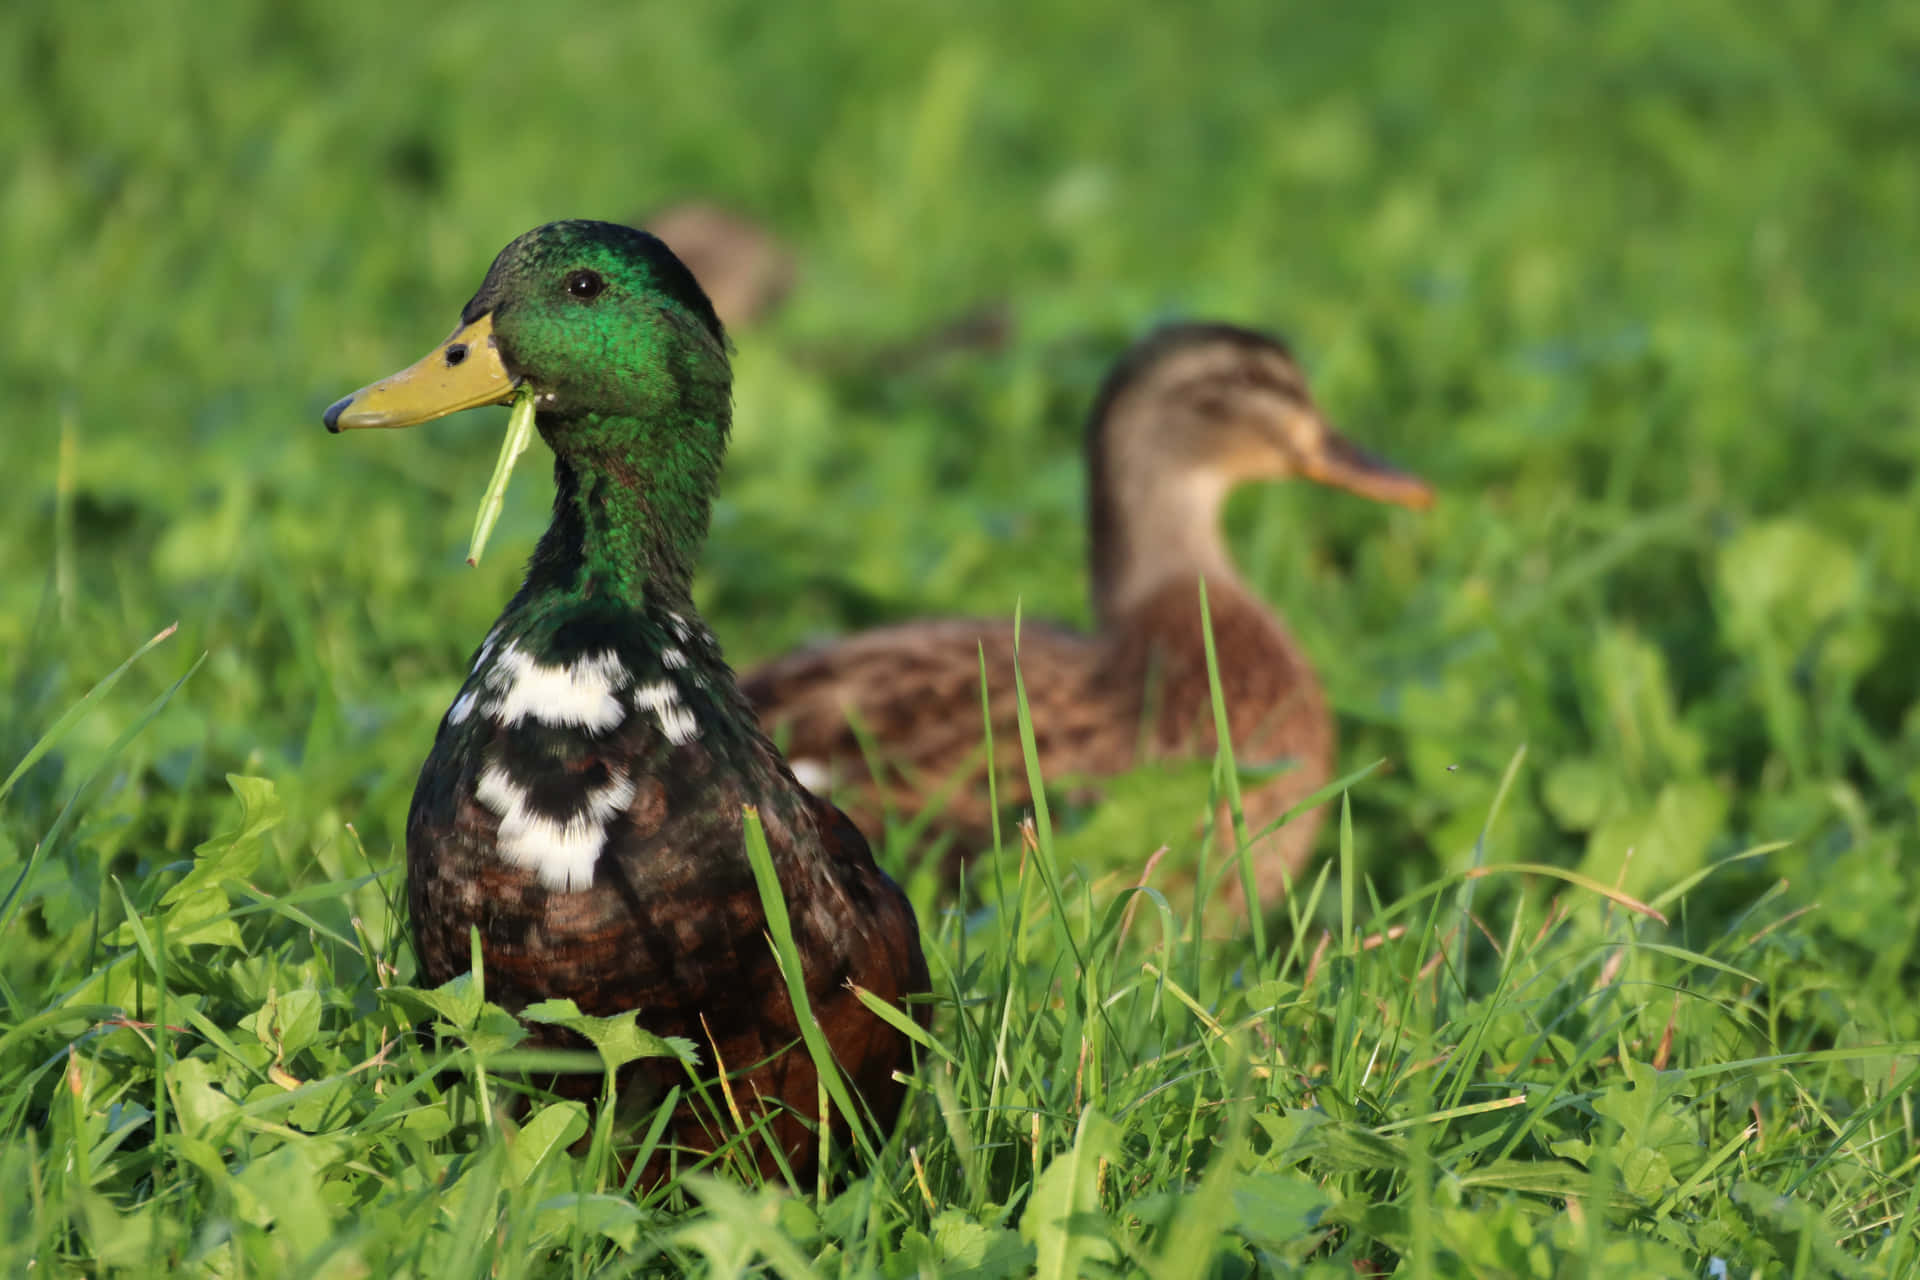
(466, 382), (536, 567)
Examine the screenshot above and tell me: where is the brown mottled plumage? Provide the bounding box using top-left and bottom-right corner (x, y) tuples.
(408, 677), (925, 1183)
(743, 323), (1432, 910)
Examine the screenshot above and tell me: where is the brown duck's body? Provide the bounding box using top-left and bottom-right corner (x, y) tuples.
(745, 578), (1331, 903)
(745, 323), (1431, 911)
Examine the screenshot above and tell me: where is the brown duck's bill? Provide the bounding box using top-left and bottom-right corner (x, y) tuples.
(1302, 429), (1435, 510)
(323, 313), (514, 432)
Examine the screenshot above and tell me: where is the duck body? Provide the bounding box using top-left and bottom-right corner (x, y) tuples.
(745, 579), (1330, 895)
(327, 221), (925, 1182)
(745, 323), (1430, 910)
(405, 571), (923, 1166)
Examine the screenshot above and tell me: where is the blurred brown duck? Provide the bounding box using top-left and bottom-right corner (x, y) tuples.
(640, 200), (1014, 366)
(641, 202), (796, 332)
(742, 322), (1432, 910)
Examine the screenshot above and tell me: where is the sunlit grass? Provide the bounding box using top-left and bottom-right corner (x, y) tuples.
(5, 0), (1920, 1273)
(7, 625), (1917, 1274)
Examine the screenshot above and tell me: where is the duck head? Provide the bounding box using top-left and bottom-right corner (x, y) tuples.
(1087, 322), (1432, 621)
(324, 220), (733, 604)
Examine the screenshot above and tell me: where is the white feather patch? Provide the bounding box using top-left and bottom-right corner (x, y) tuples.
(661, 646), (688, 669)
(447, 690), (478, 725)
(790, 759), (832, 794)
(634, 679), (700, 745)
(473, 630), (502, 674)
(476, 762), (637, 892)
(485, 643), (628, 731)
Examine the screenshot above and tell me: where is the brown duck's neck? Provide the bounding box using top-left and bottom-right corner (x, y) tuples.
(1088, 456), (1244, 628)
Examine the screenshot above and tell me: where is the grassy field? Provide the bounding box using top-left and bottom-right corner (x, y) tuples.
(5, 0), (1920, 1273)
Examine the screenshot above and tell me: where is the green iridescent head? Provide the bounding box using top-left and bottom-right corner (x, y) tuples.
(325, 220), (736, 602)
(324, 219), (730, 450)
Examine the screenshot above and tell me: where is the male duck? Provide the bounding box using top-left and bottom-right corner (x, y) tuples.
(743, 323), (1432, 911)
(324, 220), (926, 1181)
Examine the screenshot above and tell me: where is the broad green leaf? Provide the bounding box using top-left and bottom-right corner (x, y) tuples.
(507, 1101), (588, 1188)
(401, 1106), (454, 1141)
(285, 1076), (353, 1133)
(231, 1140), (341, 1258)
(1583, 779), (1728, 899)
(678, 1175), (829, 1278)
(166, 1056), (241, 1142)
(129, 884), (241, 950)
(1541, 756), (1631, 831)
(384, 970), (484, 1031)
(160, 774), (282, 906)
(1231, 1172), (1331, 1249)
(269, 987), (323, 1056)
(77, 1194), (176, 1269)
(1614, 1145), (1677, 1200)
(534, 1192), (649, 1251)
(1021, 1108), (1120, 1280)
(521, 997), (699, 1072)
(464, 1005), (529, 1056)
(1717, 518), (1862, 646)
(1255, 1109), (1406, 1172)
(930, 1209), (1034, 1279)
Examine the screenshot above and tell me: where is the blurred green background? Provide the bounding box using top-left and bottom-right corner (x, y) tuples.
(5, 0), (1919, 979)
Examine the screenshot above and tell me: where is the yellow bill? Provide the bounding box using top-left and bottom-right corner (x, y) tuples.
(324, 311), (539, 567)
(323, 313), (514, 431)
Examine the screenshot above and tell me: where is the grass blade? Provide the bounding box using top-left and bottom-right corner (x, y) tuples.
(466, 383), (536, 567)
(0, 622), (178, 806)
(739, 806), (878, 1165)
(1, 654), (204, 940)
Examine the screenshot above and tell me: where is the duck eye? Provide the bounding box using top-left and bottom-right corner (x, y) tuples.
(565, 269), (607, 300)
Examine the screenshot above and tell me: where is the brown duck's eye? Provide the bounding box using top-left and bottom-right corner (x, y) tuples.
(565, 269), (607, 300)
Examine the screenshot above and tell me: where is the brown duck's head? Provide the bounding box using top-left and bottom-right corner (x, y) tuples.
(1087, 322), (1432, 619)
(639, 202), (796, 333)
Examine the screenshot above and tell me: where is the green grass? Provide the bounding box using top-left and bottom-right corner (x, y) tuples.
(5, 0), (1920, 1273)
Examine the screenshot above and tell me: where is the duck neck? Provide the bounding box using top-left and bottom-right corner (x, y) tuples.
(1088, 455), (1238, 627)
(514, 408), (723, 617)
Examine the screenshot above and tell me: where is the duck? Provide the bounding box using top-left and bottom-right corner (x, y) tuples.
(323, 219), (927, 1184)
(638, 201), (1012, 368)
(742, 322), (1432, 912)
(640, 202), (796, 332)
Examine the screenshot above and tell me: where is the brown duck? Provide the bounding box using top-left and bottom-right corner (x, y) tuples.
(641, 202), (797, 333)
(640, 200), (1014, 373)
(323, 220), (926, 1183)
(743, 322), (1432, 910)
